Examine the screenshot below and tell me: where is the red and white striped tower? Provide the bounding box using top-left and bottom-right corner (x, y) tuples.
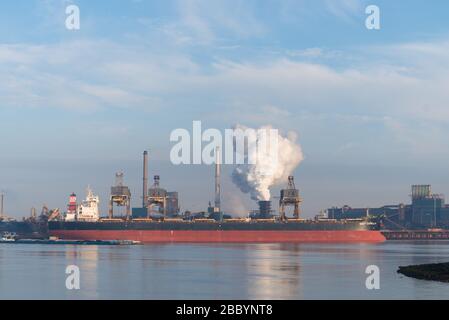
(68, 193), (77, 215)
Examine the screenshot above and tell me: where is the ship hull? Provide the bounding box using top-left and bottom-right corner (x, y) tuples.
(0, 221), (48, 239)
(49, 221), (385, 243)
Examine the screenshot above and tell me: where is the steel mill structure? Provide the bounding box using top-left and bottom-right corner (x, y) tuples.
(142, 175), (179, 218)
(108, 172), (131, 219)
(279, 176), (302, 220)
(142, 150), (149, 209)
(132, 151), (179, 218)
(147, 175), (167, 216)
(46, 150), (386, 244)
(214, 146), (222, 218)
(0, 192), (4, 220)
(327, 184), (449, 229)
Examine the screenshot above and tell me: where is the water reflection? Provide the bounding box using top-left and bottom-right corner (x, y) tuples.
(244, 244), (302, 299)
(63, 246), (99, 299)
(0, 242), (449, 299)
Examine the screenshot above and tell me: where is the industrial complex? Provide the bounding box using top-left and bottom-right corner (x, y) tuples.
(44, 150), (385, 243)
(1, 149), (449, 242)
(328, 185), (449, 230)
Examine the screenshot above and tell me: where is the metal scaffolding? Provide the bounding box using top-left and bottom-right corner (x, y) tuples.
(109, 172), (131, 219)
(279, 176), (302, 220)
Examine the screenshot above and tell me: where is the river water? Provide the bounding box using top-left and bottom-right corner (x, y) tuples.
(0, 242), (448, 300)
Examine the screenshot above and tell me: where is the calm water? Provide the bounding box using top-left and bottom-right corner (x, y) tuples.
(0, 242), (448, 299)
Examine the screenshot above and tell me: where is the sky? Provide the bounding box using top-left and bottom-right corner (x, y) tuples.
(1, 0), (449, 218)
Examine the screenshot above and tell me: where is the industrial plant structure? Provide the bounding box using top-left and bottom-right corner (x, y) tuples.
(327, 185), (449, 229)
(109, 172), (131, 219)
(279, 176), (302, 220)
(132, 150), (180, 218)
(2, 146), (447, 242)
(47, 150), (386, 243)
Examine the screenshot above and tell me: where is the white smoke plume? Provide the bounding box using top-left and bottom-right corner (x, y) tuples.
(231, 125), (304, 201)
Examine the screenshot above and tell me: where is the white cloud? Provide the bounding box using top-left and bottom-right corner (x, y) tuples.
(277, 0), (365, 25)
(143, 0), (267, 46)
(1, 35), (449, 160)
(324, 0), (363, 21)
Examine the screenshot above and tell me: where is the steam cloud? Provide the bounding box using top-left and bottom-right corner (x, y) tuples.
(231, 125), (304, 201)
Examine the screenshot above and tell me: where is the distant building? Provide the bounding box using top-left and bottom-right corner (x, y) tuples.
(132, 176), (180, 218)
(327, 185), (449, 229)
(166, 192), (180, 216)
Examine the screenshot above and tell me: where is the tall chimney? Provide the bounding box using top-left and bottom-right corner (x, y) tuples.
(214, 146), (221, 215)
(142, 151), (149, 208)
(0, 192), (3, 219)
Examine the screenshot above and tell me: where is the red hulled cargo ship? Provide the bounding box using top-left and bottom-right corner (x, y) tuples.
(48, 219), (386, 243)
(48, 152), (385, 244)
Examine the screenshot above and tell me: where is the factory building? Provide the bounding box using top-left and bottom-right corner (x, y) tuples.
(132, 151), (180, 218)
(147, 175), (179, 216)
(166, 192), (180, 216)
(327, 185), (449, 229)
(132, 176), (179, 218)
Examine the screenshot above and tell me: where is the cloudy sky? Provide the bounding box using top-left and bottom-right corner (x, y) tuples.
(1, 0), (449, 218)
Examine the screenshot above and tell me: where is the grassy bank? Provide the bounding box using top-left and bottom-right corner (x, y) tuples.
(398, 262), (449, 283)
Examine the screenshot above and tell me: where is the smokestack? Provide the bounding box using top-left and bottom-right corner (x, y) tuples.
(258, 201), (272, 218)
(214, 146), (221, 215)
(0, 192), (3, 219)
(142, 151), (148, 208)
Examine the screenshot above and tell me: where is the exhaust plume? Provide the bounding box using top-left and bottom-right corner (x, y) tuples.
(231, 125), (303, 201)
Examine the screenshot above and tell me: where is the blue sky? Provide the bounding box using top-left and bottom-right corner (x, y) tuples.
(2, 0), (449, 217)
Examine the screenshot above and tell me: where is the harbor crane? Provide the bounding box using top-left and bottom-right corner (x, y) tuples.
(109, 172), (131, 219)
(279, 176), (302, 220)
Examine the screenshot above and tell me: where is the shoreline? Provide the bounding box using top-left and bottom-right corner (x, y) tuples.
(398, 262), (449, 283)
